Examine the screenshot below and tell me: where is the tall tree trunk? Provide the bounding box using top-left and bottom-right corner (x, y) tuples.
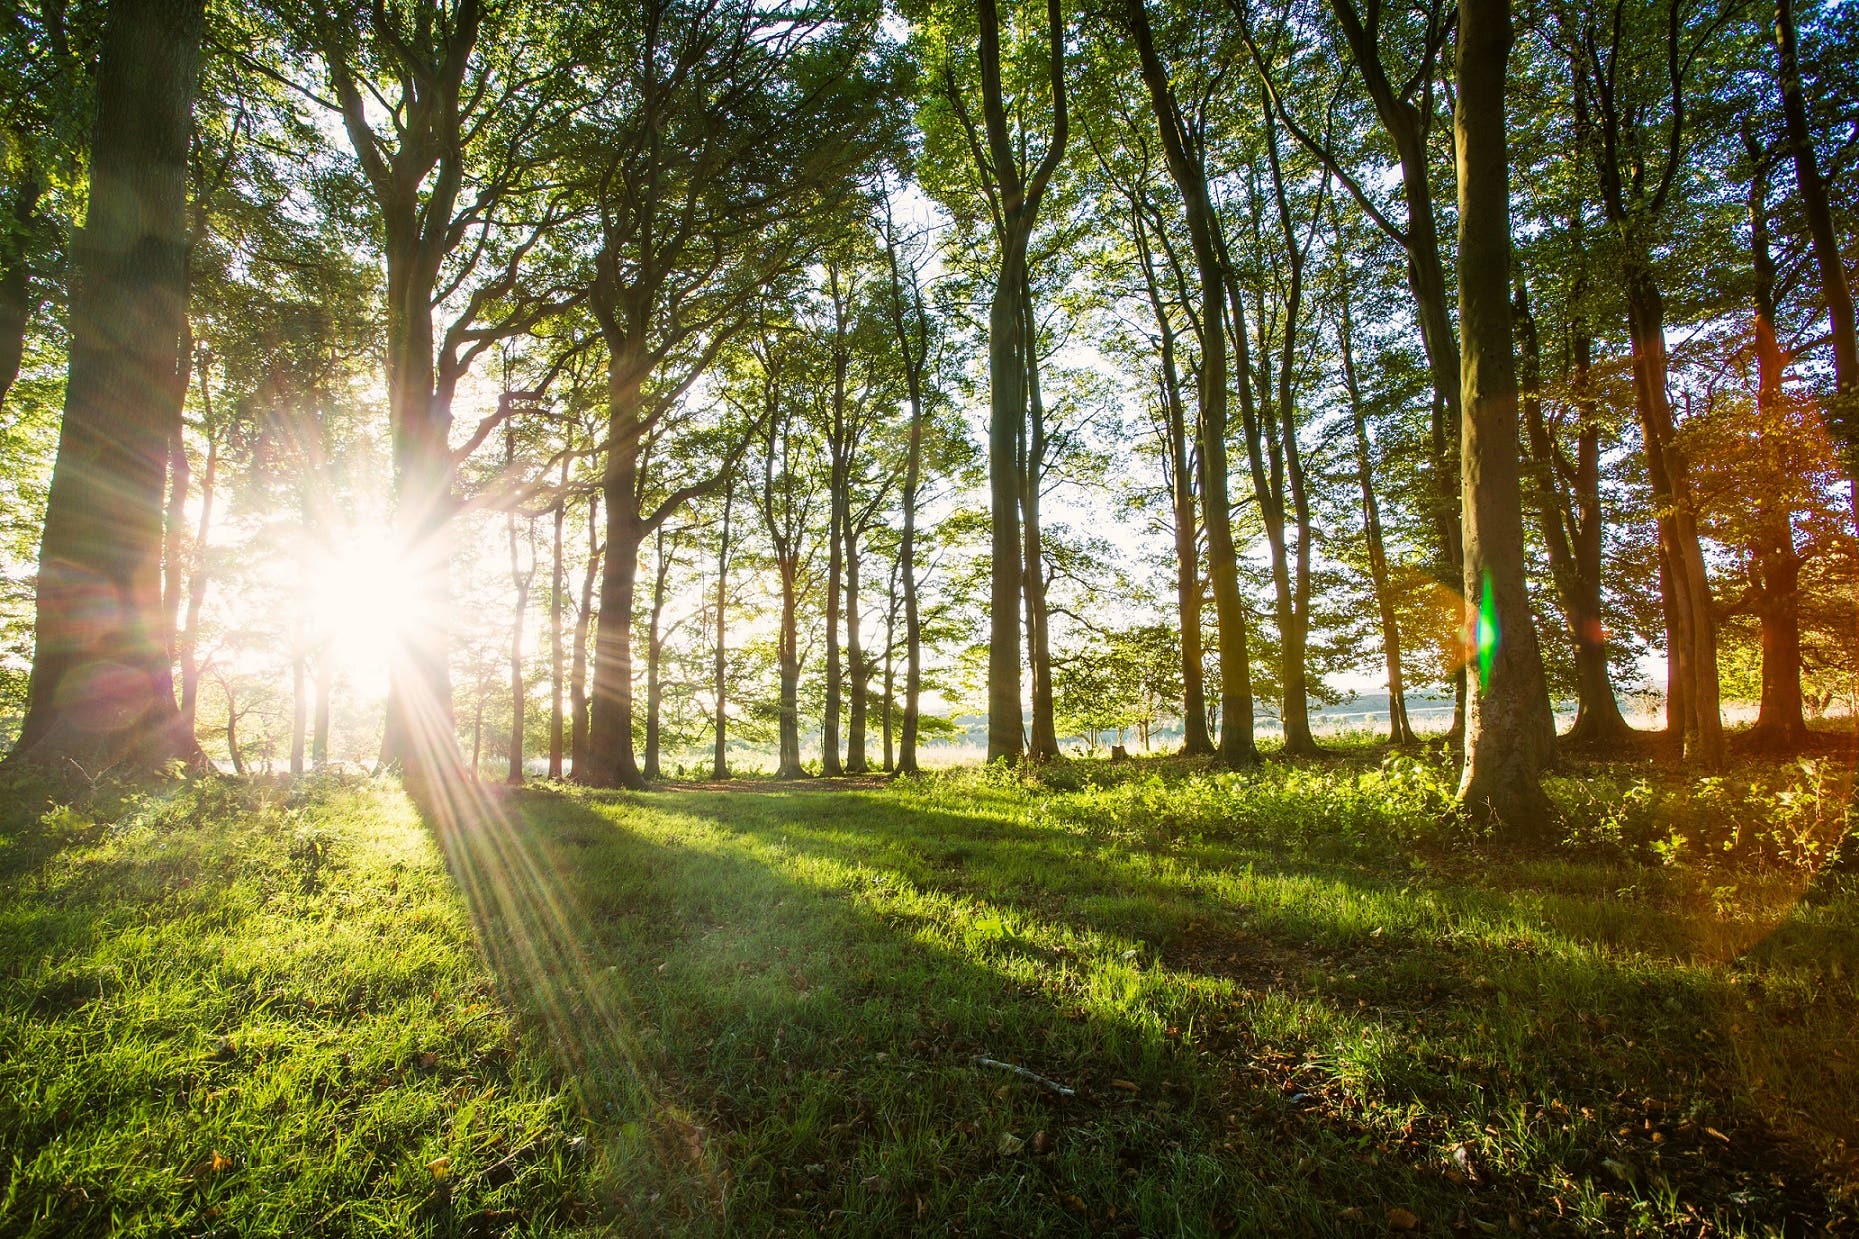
(313, 654), (330, 767)
(1338, 273), (1416, 744)
(1774, 0), (1859, 491)
(12, 0), (206, 771)
(1453, 0), (1553, 830)
(162, 431), (190, 663)
(0, 181), (42, 411)
(291, 648), (307, 775)
(1744, 147), (1811, 749)
(712, 482), (733, 780)
(846, 522), (870, 772)
(178, 433), (216, 734)
(506, 505), (533, 788)
(1131, 211), (1213, 755)
(776, 559), (805, 778)
(1019, 275), (1060, 760)
(570, 492), (600, 777)
(1514, 278), (1633, 743)
(643, 525), (672, 781)
(548, 465), (566, 779)
(224, 685), (244, 776)
(976, 0), (1066, 764)
(1259, 106), (1319, 755)
(587, 354), (649, 790)
(898, 332), (925, 777)
(882, 557), (898, 773)
(1620, 254), (1724, 768)
(1127, 0), (1254, 765)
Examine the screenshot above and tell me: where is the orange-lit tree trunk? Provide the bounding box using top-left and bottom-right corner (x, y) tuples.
(12, 0), (206, 771)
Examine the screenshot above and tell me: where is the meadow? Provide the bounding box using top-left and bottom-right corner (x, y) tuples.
(1, 741), (1855, 1236)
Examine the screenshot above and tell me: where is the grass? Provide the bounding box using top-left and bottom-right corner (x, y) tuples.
(1, 744), (1856, 1235)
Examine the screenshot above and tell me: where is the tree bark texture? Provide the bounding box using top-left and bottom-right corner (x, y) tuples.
(13, 0), (207, 771)
(1453, 0), (1554, 831)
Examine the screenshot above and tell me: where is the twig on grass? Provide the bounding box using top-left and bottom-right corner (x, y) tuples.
(972, 1055), (1076, 1097)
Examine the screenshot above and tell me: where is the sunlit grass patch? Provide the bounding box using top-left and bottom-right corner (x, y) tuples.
(0, 776), (591, 1238)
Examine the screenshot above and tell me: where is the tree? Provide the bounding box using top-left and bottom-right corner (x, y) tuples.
(571, 0), (893, 790)
(11, 0), (207, 771)
(1454, 0), (1554, 829)
(1121, 0), (1257, 765)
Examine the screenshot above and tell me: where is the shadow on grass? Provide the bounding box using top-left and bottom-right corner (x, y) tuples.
(412, 777), (1855, 1235)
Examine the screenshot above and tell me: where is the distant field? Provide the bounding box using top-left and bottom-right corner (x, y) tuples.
(2, 746), (1855, 1235)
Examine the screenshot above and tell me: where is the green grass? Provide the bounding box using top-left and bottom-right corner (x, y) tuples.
(2, 749), (1856, 1235)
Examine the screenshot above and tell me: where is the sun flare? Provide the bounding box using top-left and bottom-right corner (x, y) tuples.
(304, 541), (420, 698)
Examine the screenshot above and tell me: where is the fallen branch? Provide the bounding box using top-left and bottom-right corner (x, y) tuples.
(972, 1055), (1076, 1097)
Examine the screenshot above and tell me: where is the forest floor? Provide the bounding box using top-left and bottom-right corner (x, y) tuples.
(1, 740), (1856, 1236)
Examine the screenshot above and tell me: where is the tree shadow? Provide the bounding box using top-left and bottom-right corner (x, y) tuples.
(411, 778), (1854, 1234)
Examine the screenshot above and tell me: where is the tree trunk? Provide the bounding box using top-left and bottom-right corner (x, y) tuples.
(1020, 275), (1060, 761)
(1514, 278), (1633, 744)
(712, 482), (733, 780)
(0, 181), (42, 411)
(12, 0), (206, 772)
(570, 492), (600, 777)
(1774, 0), (1859, 483)
(1260, 104), (1319, 756)
(883, 206), (929, 776)
(643, 525), (671, 780)
(1338, 274), (1416, 744)
(225, 686), (244, 777)
(178, 429), (216, 735)
(882, 557), (898, 773)
(1322, 0), (1467, 691)
(1453, 0), (1554, 831)
(1745, 150), (1811, 749)
(587, 352), (649, 790)
(976, 0), (1066, 764)
(1127, 0), (1254, 765)
(291, 648), (307, 775)
(1620, 254), (1724, 768)
(506, 509), (533, 788)
(313, 654), (330, 767)
(548, 466), (566, 779)
(845, 523), (869, 772)
(1132, 213), (1212, 755)
(776, 559), (805, 778)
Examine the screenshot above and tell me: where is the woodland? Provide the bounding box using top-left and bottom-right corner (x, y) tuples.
(1, 0), (1858, 1234)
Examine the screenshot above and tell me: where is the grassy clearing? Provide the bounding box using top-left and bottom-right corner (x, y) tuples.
(2, 745), (1856, 1235)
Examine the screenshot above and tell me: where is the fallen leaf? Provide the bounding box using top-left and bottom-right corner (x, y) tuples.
(1386, 1206), (1419, 1230)
(998, 1132), (1024, 1156)
(427, 1155), (451, 1180)
(1109, 1079), (1140, 1093)
(1031, 1130), (1054, 1155)
(416, 1052), (437, 1070)
(1703, 1126), (1730, 1143)
(210, 1150), (231, 1173)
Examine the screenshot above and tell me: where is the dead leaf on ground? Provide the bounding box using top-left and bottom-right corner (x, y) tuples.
(1386, 1206), (1419, 1231)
